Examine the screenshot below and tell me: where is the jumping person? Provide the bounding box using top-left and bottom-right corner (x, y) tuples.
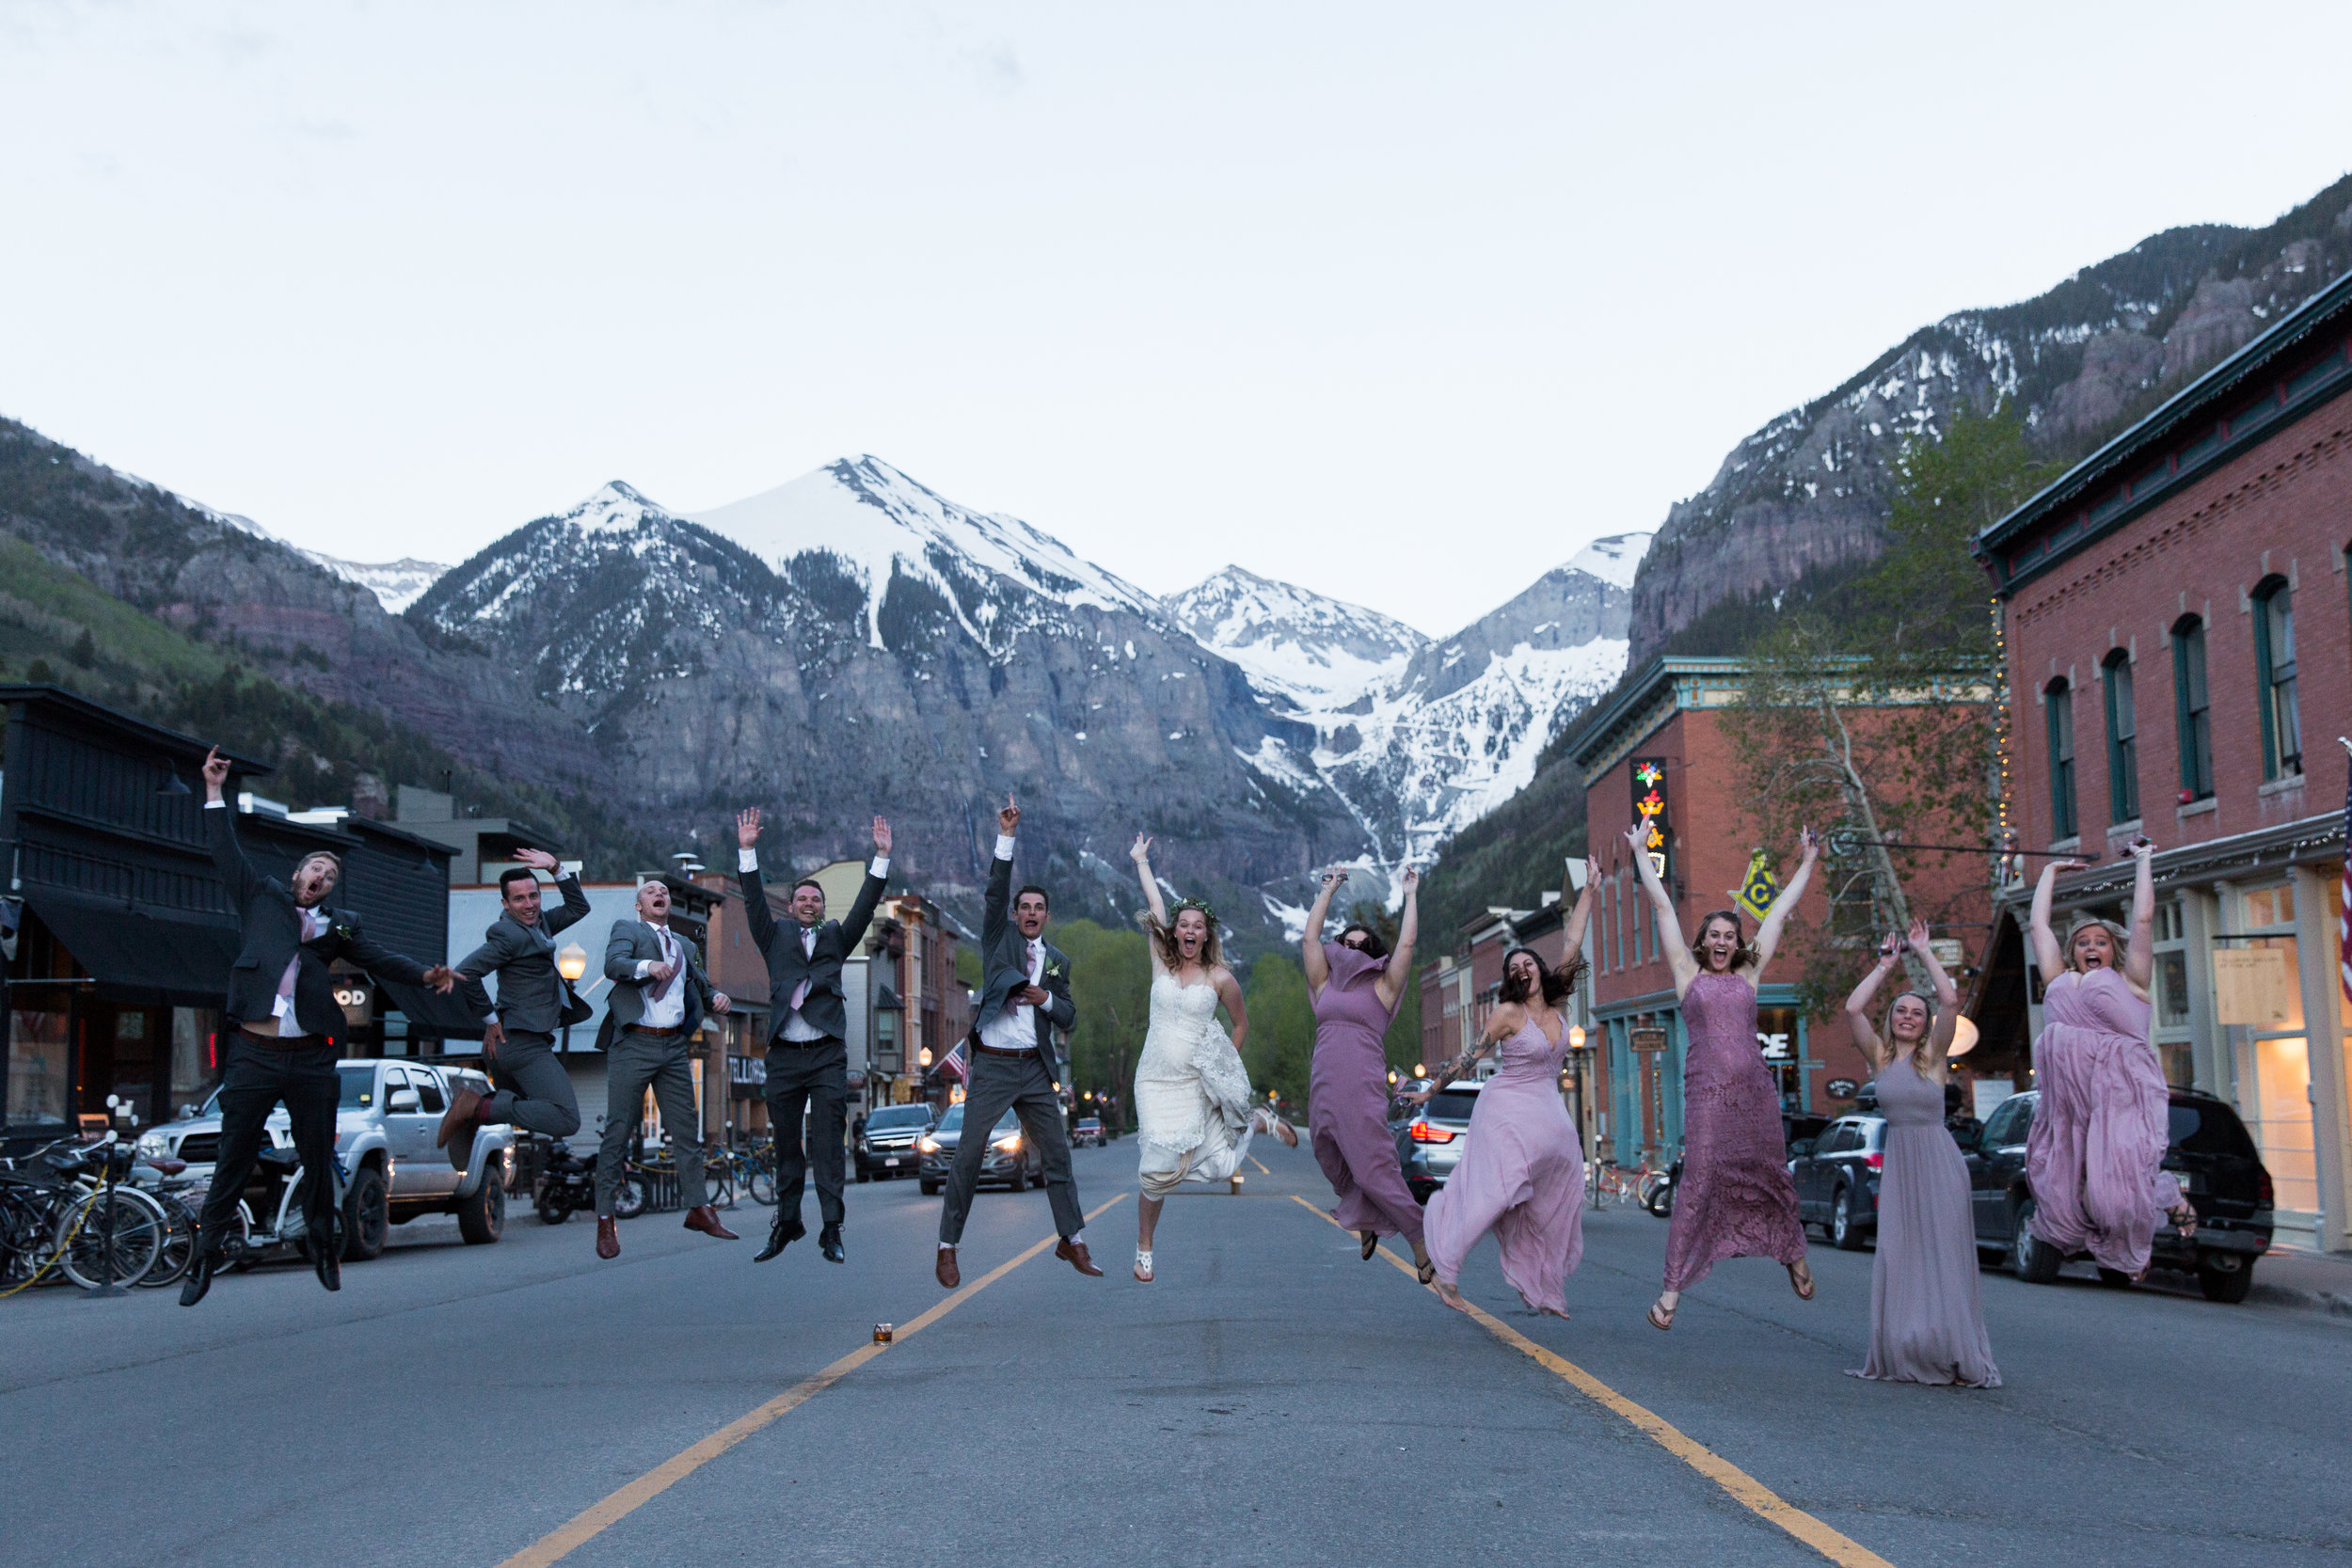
(1410, 858), (1598, 1317)
(736, 806), (889, 1266)
(936, 797), (1098, 1287)
(1302, 863), (1433, 1283)
(591, 877), (737, 1259)
(440, 847), (591, 1169)
(1126, 833), (1295, 1283)
(1843, 920), (2000, 1386)
(2023, 837), (2191, 1280)
(1627, 821), (1819, 1331)
(183, 746), (457, 1307)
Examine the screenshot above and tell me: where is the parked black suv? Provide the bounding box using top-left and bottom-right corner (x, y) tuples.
(854, 1103), (936, 1182)
(1789, 1114), (1886, 1251)
(1963, 1088), (2275, 1302)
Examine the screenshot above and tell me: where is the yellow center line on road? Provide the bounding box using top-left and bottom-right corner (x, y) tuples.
(1248, 1154), (1270, 1175)
(1286, 1195), (1893, 1568)
(496, 1192), (1131, 1568)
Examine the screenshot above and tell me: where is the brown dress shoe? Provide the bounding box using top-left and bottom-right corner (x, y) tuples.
(935, 1247), (961, 1290)
(437, 1086), (483, 1171)
(596, 1215), (620, 1259)
(682, 1205), (739, 1241)
(1056, 1237), (1104, 1277)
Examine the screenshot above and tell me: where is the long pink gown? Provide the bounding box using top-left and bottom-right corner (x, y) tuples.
(2024, 965), (2181, 1275)
(1308, 943), (1424, 1243)
(1662, 972), (1807, 1291)
(1849, 1053), (2001, 1386)
(1423, 1015), (1584, 1313)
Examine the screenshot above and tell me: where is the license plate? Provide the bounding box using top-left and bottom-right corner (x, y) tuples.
(884, 1157), (900, 1166)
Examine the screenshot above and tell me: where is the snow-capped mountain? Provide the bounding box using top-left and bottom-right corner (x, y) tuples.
(303, 553), (450, 615)
(1168, 566), (1427, 714)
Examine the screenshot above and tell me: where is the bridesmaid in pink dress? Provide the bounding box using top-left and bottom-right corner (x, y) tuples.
(1410, 862), (1598, 1316)
(2023, 838), (2193, 1279)
(1624, 821), (1820, 1332)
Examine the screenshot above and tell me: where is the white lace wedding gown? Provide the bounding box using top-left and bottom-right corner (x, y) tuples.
(1134, 971), (1258, 1196)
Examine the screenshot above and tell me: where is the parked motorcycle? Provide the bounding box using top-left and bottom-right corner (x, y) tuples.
(1644, 1158), (1681, 1219)
(534, 1135), (643, 1226)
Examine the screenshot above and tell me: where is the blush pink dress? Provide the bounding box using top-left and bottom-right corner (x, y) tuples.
(1849, 1053), (2001, 1386)
(1423, 1015), (1585, 1313)
(2025, 966), (2181, 1275)
(1308, 943), (1423, 1243)
(1661, 972), (1807, 1291)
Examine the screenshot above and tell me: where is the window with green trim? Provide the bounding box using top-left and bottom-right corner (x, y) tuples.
(2253, 577), (2300, 780)
(2171, 616), (2214, 802)
(2045, 678), (2077, 841)
(2102, 651), (2138, 824)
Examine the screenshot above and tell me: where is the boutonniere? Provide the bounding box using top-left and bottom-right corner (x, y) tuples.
(1043, 959), (1066, 981)
(323, 922), (356, 944)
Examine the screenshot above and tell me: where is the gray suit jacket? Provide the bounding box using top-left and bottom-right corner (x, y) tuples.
(974, 846), (1075, 1082)
(454, 875), (593, 1036)
(595, 918), (716, 1050)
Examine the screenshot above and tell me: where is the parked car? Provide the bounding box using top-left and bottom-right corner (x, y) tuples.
(1789, 1113), (1887, 1250)
(1073, 1117), (1107, 1148)
(1397, 1081), (1481, 1203)
(1963, 1087), (2274, 1302)
(854, 1103), (937, 1182)
(1783, 1113), (1830, 1159)
(916, 1104), (1044, 1195)
(136, 1058), (514, 1259)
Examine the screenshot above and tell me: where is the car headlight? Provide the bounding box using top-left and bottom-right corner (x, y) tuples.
(135, 1131), (167, 1159)
(916, 1136), (940, 1154)
(992, 1133), (1023, 1153)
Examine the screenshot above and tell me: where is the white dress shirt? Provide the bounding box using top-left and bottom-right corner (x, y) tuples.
(739, 846), (887, 1041)
(631, 923), (689, 1030)
(977, 835), (1043, 1053)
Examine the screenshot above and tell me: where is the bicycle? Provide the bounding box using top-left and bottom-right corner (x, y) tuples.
(0, 1139), (170, 1292)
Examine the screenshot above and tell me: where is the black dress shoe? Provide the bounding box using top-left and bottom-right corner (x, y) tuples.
(312, 1237), (342, 1292)
(754, 1213), (805, 1262)
(179, 1250), (217, 1307)
(818, 1224), (844, 1264)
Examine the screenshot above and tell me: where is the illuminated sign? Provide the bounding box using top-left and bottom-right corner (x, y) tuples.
(1629, 756), (1671, 883)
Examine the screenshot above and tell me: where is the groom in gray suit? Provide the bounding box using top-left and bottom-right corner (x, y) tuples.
(441, 848), (590, 1170)
(592, 878), (736, 1259)
(935, 796), (1099, 1288)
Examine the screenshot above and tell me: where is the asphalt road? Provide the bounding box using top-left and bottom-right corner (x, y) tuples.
(3, 1138), (2346, 1568)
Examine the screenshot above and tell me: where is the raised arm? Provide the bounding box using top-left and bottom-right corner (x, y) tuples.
(1373, 865), (1419, 1013)
(2026, 855), (2080, 981)
(982, 797), (1019, 950)
(836, 816), (894, 950)
(1560, 854), (1600, 959)
(199, 747), (262, 910)
(1300, 864), (1343, 995)
(517, 848), (590, 936)
(1843, 934), (1903, 1071)
(1750, 826), (1820, 980)
(1906, 917), (1960, 1061)
(1129, 834), (1170, 973)
(735, 808), (780, 957)
(1215, 967), (1248, 1053)
(2122, 837), (2155, 993)
(1622, 822), (1697, 990)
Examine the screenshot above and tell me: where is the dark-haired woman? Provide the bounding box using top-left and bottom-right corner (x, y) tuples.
(1409, 861), (1598, 1316)
(1626, 822), (1820, 1331)
(1842, 920), (2000, 1386)
(1125, 836), (1293, 1283)
(1303, 863), (1434, 1281)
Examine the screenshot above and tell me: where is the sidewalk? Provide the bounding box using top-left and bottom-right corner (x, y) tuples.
(2251, 1245), (2352, 1321)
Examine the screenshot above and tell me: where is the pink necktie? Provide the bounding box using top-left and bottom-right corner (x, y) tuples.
(651, 930), (678, 1001)
(790, 928), (814, 1011)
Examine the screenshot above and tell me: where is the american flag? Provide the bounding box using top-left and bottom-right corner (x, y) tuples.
(938, 1034), (971, 1084)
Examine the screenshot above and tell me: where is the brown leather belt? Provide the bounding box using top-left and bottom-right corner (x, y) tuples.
(628, 1023), (690, 1037)
(973, 1043), (1040, 1059)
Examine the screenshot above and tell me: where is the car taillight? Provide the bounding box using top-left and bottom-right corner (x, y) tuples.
(1408, 1120), (1454, 1144)
(1865, 1152), (1883, 1171)
(2258, 1168), (2275, 1210)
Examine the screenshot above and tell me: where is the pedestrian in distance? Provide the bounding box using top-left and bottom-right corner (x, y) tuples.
(182, 746), (458, 1307)
(2022, 836), (2192, 1280)
(1626, 821), (1820, 1331)
(936, 796), (1100, 1287)
(1842, 920), (2001, 1386)
(735, 805), (890, 1266)
(441, 847), (593, 1168)
(1126, 833), (1295, 1284)
(1303, 862), (1435, 1284)
(591, 877), (737, 1259)
(1408, 857), (1598, 1317)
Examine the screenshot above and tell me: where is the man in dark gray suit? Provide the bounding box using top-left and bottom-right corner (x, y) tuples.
(440, 849), (591, 1170)
(591, 878), (736, 1259)
(935, 797), (1099, 1288)
(734, 805), (889, 1265)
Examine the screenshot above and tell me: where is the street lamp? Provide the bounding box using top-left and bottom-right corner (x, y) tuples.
(556, 942), (588, 1053)
(917, 1046), (933, 1069)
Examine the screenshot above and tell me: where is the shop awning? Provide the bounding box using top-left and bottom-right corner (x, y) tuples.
(22, 891), (240, 1006)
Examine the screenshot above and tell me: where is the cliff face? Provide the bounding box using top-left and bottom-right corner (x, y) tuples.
(1627, 181), (2352, 662)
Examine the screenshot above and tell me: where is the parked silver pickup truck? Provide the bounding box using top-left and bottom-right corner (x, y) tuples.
(136, 1058), (512, 1259)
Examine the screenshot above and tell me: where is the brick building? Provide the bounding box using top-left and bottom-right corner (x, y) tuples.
(1566, 657), (1994, 1165)
(1974, 266), (2352, 1253)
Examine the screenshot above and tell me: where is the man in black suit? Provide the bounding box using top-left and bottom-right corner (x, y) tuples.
(735, 805), (889, 1265)
(182, 747), (456, 1307)
(935, 797), (1099, 1288)
(439, 848), (592, 1170)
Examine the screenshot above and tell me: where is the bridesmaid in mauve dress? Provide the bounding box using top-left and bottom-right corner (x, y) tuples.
(1624, 821), (1820, 1331)
(2023, 838), (2193, 1279)
(1303, 863), (1435, 1283)
(1841, 920), (2000, 1386)
(1411, 863), (1597, 1316)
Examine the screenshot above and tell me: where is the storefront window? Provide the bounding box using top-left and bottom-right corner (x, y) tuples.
(8, 1009), (72, 1126)
(2238, 885), (2315, 1216)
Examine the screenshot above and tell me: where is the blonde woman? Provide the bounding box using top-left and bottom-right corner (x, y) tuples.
(1127, 835), (1295, 1283)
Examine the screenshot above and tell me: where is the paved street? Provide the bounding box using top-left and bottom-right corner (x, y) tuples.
(3, 1138), (2347, 1568)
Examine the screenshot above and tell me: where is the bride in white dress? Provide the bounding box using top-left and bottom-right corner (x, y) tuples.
(1128, 834), (1296, 1283)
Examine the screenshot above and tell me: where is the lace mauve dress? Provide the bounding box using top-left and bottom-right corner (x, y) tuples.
(1849, 1053), (2000, 1386)
(1662, 972), (1806, 1291)
(1423, 1016), (1584, 1313)
(2025, 966), (2182, 1275)
(1309, 944), (1423, 1243)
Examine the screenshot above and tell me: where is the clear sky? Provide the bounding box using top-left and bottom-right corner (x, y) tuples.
(5, 2), (2349, 636)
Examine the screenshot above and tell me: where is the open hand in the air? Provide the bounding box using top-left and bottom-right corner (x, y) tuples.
(513, 847), (559, 874)
(736, 807), (762, 849)
(1130, 833), (1152, 864)
(1906, 917), (1931, 953)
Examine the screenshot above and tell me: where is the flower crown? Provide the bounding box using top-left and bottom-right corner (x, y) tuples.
(1168, 896), (1219, 928)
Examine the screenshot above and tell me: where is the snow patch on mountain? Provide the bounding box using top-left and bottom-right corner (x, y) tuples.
(1563, 531), (1652, 591)
(1169, 565), (1426, 714)
(302, 553), (451, 614)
